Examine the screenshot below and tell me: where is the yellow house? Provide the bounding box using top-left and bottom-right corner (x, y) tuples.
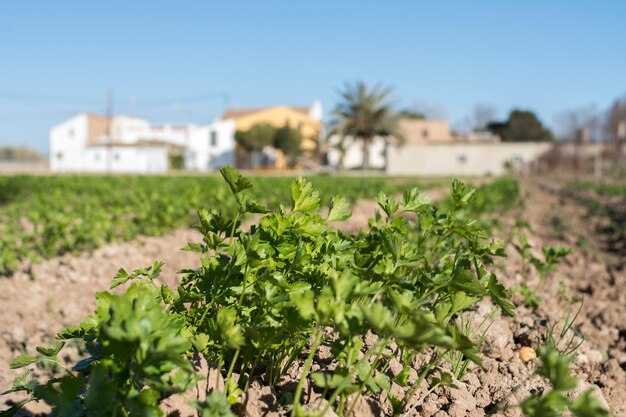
(221, 103), (323, 169)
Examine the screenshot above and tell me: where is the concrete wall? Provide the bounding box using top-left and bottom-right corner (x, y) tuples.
(0, 161), (49, 173)
(185, 119), (236, 171)
(386, 142), (552, 176)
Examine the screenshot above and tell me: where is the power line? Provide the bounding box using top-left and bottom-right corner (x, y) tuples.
(0, 111), (80, 121)
(106, 89), (114, 174)
(137, 92), (229, 107)
(0, 89), (229, 107)
(0, 89), (231, 124)
(0, 89), (102, 104)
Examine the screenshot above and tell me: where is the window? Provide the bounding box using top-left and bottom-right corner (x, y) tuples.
(68, 129), (74, 138)
(94, 152), (100, 161)
(210, 130), (218, 147)
(114, 153), (120, 161)
(457, 154), (467, 164)
(56, 152), (63, 160)
(422, 129), (429, 138)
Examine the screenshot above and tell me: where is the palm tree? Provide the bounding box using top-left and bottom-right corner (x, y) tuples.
(329, 82), (403, 170)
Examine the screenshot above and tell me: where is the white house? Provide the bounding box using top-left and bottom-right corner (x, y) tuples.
(184, 118), (236, 171)
(50, 114), (172, 173)
(50, 102), (327, 173)
(49, 113), (237, 173)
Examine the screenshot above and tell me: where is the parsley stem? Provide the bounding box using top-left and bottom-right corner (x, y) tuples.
(226, 349), (239, 386)
(401, 353), (442, 415)
(291, 326), (324, 417)
(344, 339), (389, 417)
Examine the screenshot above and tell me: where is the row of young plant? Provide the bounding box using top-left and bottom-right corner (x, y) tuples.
(0, 174), (442, 276)
(1, 169), (609, 416)
(497, 181), (610, 416)
(564, 180), (626, 245)
(569, 179), (626, 197)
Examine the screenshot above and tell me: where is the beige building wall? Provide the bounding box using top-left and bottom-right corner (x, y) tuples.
(386, 142), (552, 176)
(398, 119), (453, 143)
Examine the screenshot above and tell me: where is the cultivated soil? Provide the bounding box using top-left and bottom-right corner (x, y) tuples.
(1, 179), (625, 416)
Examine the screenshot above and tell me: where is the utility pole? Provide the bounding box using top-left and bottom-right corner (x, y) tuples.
(106, 89), (114, 174)
(222, 92), (230, 113)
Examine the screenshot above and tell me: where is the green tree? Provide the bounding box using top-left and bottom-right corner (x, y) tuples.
(329, 82), (403, 170)
(273, 123), (302, 163)
(234, 123), (277, 151)
(487, 110), (554, 142)
(0, 146), (44, 162)
(168, 153), (184, 170)
(398, 109), (426, 120)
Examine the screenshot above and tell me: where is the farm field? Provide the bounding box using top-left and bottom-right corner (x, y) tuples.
(0, 174), (445, 277)
(1, 170), (624, 417)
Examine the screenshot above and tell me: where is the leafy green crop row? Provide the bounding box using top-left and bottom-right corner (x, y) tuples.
(2, 168), (515, 416)
(568, 180), (626, 197)
(1, 169), (609, 416)
(439, 175), (520, 217)
(463, 176), (520, 215)
(0, 175), (442, 275)
(564, 180), (626, 244)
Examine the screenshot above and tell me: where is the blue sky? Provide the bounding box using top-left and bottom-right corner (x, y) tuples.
(1, 1), (625, 152)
